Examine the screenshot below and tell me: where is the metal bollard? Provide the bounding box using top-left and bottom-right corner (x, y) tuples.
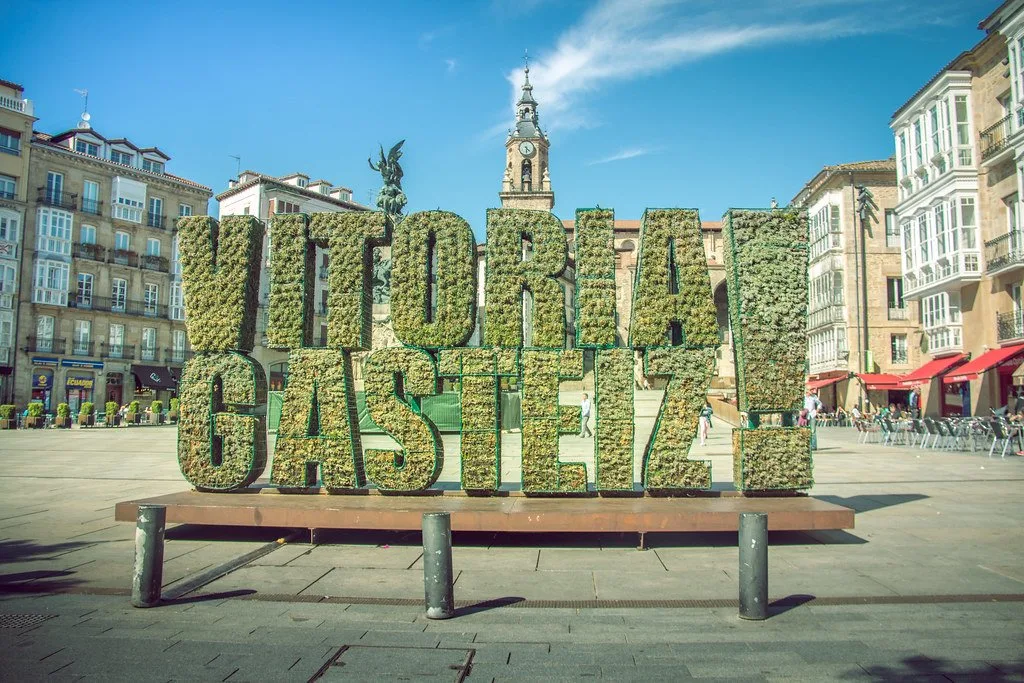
(132, 504), (166, 608)
(422, 512), (455, 619)
(738, 512), (768, 620)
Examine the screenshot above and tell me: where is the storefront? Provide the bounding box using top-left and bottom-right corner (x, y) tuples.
(943, 343), (1024, 415)
(60, 359), (103, 413)
(131, 364), (177, 406)
(30, 357), (58, 410)
(897, 354), (968, 417)
(806, 372), (849, 411)
(105, 372), (123, 406)
(855, 373), (904, 412)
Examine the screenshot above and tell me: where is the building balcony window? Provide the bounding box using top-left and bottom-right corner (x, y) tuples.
(146, 212), (166, 229)
(67, 295), (169, 319)
(997, 311), (1024, 344)
(102, 342), (135, 360)
(319, 266), (329, 281)
(73, 242), (106, 262)
(108, 249), (139, 268)
(140, 254), (169, 273)
(24, 336), (66, 354)
(887, 307), (909, 320)
(36, 188), (78, 211)
(140, 347), (157, 361)
(807, 304), (845, 330)
(165, 348), (193, 364)
(984, 231), (1024, 276)
(80, 198), (103, 216)
(903, 252), (982, 300)
(71, 340), (94, 357)
(924, 325), (963, 356)
(0, 293), (12, 310)
(980, 114), (1013, 162)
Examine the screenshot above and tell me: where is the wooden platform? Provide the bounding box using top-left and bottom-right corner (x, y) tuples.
(115, 490), (854, 534)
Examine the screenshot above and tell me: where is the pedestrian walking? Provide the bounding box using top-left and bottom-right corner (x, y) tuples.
(579, 392), (593, 438)
(909, 387), (920, 419)
(698, 401), (713, 446)
(803, 389), (823, 450)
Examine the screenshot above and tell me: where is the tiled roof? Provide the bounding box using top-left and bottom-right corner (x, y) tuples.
(561, 218), (722, 232)
(216, 172), (368, 211)
(890, 51), (973, 121)
(0, 79), (24, 92)
(791, 158), (896, 205)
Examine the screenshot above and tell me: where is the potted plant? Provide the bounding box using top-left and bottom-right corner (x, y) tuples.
(150, 400), (164, 424)
(168, 397), (180, 424)
(0, 405), (15, 429)
(126, 400), (141, 424)
(25, 402), (45, 429)
(78, 402), (95, 427)
(55, 403), (72, 428)
(105, 401), (120, 427)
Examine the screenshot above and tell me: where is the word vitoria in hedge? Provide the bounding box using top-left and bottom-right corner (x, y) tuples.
(176, 206), (811, 495)
(724, 209), (814, 491)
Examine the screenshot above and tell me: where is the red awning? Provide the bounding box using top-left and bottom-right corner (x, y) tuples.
(857, 373), (904, 390)
(807, 375), (848, 391)
(943, 344), (1024, 384)
(898, 353), (968, 387)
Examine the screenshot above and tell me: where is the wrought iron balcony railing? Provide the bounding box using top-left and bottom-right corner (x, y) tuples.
(981, 114), (1013, 161)
(997, 311), (1024, 344)
(80, 198), (103, 216)
(36, 187), (78, 211)
(68, 294), (168, 319)
(887, 307), (909, 320)
(984, 231), (1024, 274)
(108, 249), (139, 268)
(73, 242), (106, 262)
(71, 341), (95, 357)
(24, 336), (66, 354)
(164, 348), (194, 364)
(140, 254), (170, 273)
(101, 342), (136, 360)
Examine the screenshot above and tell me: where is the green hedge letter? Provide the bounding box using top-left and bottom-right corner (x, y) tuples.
(574, 208), (618, 348)
(521, 349), (586, 493)
(594, 348), (634, 491)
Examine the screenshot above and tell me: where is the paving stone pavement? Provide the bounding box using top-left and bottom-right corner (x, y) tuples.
(1, 423), (1023, 679)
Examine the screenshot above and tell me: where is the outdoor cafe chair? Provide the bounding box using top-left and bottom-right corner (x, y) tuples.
(909, 419), (927, 447)
(922, 418), (942, 449)
(989, 419), (1014, 458)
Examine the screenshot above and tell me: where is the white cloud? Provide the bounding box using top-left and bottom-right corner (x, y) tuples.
(445, 58), (458, 73)
(588, 146), (662, 165)
(496, 0), (967, 132)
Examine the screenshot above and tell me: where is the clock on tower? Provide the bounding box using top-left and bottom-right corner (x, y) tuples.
(499, 60), (554, 211)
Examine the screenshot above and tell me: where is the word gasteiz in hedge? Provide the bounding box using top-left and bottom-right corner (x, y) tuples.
(175, 207), (812, 495)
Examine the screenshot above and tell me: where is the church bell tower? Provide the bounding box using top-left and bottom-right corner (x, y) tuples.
(499, 57), (554, 211)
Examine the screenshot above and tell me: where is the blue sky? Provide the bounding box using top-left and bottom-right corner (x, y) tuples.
(4, 0), (987, 237)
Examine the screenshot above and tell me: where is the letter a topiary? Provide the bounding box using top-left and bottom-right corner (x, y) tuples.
(391, 211), (477, 348)
(177, 216), (263, 352)
(363, 348), (443, 491)
(178, 352), (268, 491)
(484, 209), (567, 348)
(574, 208), (617, 348)
(271, 349), (364, 490)
(521, 349), (586, 493)
(724, 208), (813, 491)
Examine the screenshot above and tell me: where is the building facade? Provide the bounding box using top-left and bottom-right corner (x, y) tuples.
(216, 172), (369, 388)
(791, 160), (918, 411)
(15, 113), (211, 411)
(891, 0), (1024, 416)
(0, 80), (34, 403)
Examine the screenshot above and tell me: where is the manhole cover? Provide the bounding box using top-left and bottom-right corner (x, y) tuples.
(310, 645), (474, 682)
(0, 614), (55, 629)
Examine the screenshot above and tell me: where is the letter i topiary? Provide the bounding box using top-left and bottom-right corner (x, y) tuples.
(521, 349), (587, 493)
(362, 348), (443, 491)
(271, 348), (364, 490)
(724, 208), (813, 491)
(594, 348), (634, 491)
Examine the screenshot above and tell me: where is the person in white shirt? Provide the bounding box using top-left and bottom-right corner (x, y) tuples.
(803, 389), (823, 450)
(580, 393), (593, 438)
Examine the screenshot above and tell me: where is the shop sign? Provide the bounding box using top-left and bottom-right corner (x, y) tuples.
(61, 359), (104, 370)
(32, 357), (59, 367)
(32, 371), (53, 388)
(66, 376), (94, 390)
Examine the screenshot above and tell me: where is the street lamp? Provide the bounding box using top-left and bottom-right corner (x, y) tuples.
(856, 185), (875, 374)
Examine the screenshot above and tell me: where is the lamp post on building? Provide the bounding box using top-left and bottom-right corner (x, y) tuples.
(856, 185), (875, 375)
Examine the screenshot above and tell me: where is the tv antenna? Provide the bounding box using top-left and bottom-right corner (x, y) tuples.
(229, 155), (241, 178)
(73, 88), (90, 128)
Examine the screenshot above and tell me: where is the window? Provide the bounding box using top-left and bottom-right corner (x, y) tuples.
(75, 139), (99, 157)
(82, 180), (100, 215)
(148, 197), (162, 220)
(887, 277), (905, 310)
(142, 158), (164, 174)
(898, 132), (909, 178)
(0, 129), (19, 155)
(110, 149), (133, 165)
(111, 278), (127, 312)
(146, 238), (160, 256)
(73, 320), (91, 355)
(171, 235), (181, 277)
(274, 200), (300, 214)
(934, 204), (947, 257)
(115, 231), (131, 251)
(79, 224), (96, 245)
(891, 334), (908, 365)
(1006, 194), (1020, 234)
(917, 213), (930, 263)
(36, 316), (54, 351)
(144, 283), (159, 316)
(0, 263), (15, 294)
(109, 324), (125, 358)
(0, 211), (19, 242)
(960, 197), (977, 249)
(36, 208), (73, 255)
(178, 203), (192, 217)
(0, 174), (14, 199)
(170, 281), (184, 320)
(902, 221), (914, 270)
(32, 260), (69, 305)
(76, 273), (93, 307)
(808, 204), (841, 260)
(0, 315), (11, 349)
(45, 172), (63, 203)
(296, 178), (307, 188)
(521, 160), (532, 191)
(914, 119), (924, 168)
(172, 329), (186, 362)
(141, 327), (157, 360)
(111, 177), (146, 222)
(885, 210), (899, 248)
(954, 95), (972, 166)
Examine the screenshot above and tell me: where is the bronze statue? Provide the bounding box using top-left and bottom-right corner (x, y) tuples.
(368, 140), (407, 220)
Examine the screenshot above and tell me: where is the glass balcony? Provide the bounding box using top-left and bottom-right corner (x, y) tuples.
(807, 304), (845, 330)
(903, 251), (982, 300)
(925, 325), (963, 356)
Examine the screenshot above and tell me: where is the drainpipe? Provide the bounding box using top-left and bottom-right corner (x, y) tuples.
(850, 172), (864, 409)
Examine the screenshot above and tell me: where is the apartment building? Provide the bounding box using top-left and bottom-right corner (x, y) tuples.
(216, 172), (368, 388)
(0, 80), (34, 403)
(16, 113), (211, 411)
(791, 160), (918, 411)
(890, 0), (1024, 416)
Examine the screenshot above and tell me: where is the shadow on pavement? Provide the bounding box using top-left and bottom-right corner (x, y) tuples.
(454, 596), (526, 616)
(161, 589), (257, 605)
(0, 539), (95, 594)
(815, 493), (928, 513)
(842, 655), (1024, 681)
(767, 593), (815, 616)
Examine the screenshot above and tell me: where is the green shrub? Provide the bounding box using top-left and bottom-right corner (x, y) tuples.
(178, 215), (264, 352)
(733, 427), (814, 491)
(362, 348), (442, 491)
(80, 402), (94, 415)
(390, 211), (477, 348)
(169, 398), (180, 413)
(105, 401), (118, 417)
(0, 404), (14, 420)
(521, 349), (587, 493)
(151, 400), (163, 414)
(56, 403), (70, 418)
(629, 209), (718, 348)
(574, 208), (618, 348)
(177, 352), (268, 491)
(271, 348), (364, 489)
(128, 400), (140, 414)
(27, 402), (44, 417)
(484, 208), (567, 348)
